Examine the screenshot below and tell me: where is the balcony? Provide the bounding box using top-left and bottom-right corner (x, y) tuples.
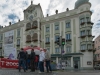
(26, 40), (31, 43)
(66, 39), (71, 42)
(80, 49), (86, 52)
(31, 26), (38, 29)
(87, 34), (92, 37)
(80, 35), (86, 38)
(32, 39), (38, 42)
(88, 48), (93, 51)
(25, 28), (31, 31)
(45, 42), (50, 44)
(0, 47), (2, 49)
(16, 44), (20, 47)
(80, 22), (85, 26)
(87, 21), (94, 25)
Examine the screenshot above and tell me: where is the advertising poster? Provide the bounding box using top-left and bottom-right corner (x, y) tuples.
(4, 30), (17, 59)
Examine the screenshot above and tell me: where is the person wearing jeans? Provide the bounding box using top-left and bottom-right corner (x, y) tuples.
(44, 49), (52, 73)
(39, 48), (45, 73)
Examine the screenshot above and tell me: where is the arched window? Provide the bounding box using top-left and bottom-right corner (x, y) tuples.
(32, 33), (38, 41)
(32, 21), (38, 29)
(26, 23), (31, 30)
(26, 35), (31, 42)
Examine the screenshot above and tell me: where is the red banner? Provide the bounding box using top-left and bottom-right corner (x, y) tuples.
(0, 58), (18, 68)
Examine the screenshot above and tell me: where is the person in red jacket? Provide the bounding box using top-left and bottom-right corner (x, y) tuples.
(35, 56), (39, 70)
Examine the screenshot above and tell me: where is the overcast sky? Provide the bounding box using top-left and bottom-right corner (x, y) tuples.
(0, 0), (100, 39)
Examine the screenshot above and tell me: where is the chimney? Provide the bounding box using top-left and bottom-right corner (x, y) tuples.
(31, 0), (33, 5)
(19, 19), (20, 22)
(55, 10), (58, 14)
(47, 14), (49, 17)
(66, 8), (69, 11)
(9, 22), (11, 25)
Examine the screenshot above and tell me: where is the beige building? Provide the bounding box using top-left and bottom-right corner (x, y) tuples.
(0, 0), (95, 70)
(94, 35), (100, 64)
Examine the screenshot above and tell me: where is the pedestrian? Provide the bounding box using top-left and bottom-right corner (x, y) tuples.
(35, 55), (39, 70)
(39, 48), (45, 73)
(25, 51), (28, 70)
(44, 48), (52, 73)
(27, 54), (31, 69)
(17, 48), (26, 72)
(30, 49), (35, 72)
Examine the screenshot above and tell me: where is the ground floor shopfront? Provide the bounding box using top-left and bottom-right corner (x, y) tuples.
(51, 53), (93, 70)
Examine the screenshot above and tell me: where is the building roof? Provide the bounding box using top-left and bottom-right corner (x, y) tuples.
(75, 0), (89, 9)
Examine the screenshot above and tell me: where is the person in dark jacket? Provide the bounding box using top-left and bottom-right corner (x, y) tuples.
(30, 49), (35, 72)
(17, 48), (26, 72)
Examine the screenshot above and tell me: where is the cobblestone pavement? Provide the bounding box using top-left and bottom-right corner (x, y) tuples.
(0, 69), (100, 75)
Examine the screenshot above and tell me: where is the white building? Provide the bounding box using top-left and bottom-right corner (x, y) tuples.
(0, 0), (94, 70)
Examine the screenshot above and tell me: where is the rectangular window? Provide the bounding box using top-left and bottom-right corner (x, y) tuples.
(17, 29), (20, 37)
(46, 27), (50, 32)
(87, 30), (91, 35)
(80, 18), (85, 23)
(66, 22), (70, 28)
(81, 44), (86, 50)
(55, 35), (59, 41)
(55, 25), (59, 30)
(17, 39), (20, 45)
(0, 43), (2, 47)
(86, 17), (90, 22)
(46, 37), (50, 42)
(80, 30), (85, 36)
(66, 46), (71, 53)
(0, 34), (3, 41)
(55, 47), (59, 53)
(66, 34), (71, 40)
(47, 48), (50, 51)
(87, 44), (91, 49)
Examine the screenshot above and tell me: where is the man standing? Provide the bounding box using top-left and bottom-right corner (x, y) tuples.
(39, 48), (45, 73)
(17, 48), (26, 72)
(30, 49), (35, 72)
(44, 49), (52, 73)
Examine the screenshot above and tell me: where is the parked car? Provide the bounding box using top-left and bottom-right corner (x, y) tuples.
(94, 64), (100, 70)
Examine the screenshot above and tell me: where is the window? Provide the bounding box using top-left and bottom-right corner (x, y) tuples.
(55, 25), (59, 30)
(0, 43), (2, 47)
(47, 48), (50, 51)
(46, 37), (50, 42)
(17, 39), (20, 45)
(0, 34), (3, 40)
(98, 46), (100, 50)
(66, 34), (71, 40)
(81, 44), (86, 50)
(86, 17), (90, 22)
(17, 29), (20, 37)
(66, 22), (70, 28)
(87, 44), (91, 49)
(55, 35), (59, 41)
(80, 18), (85, 23)
(46, 27), (50, 32)
(55, 47), (59, 53)
(66, 46), (71, 53)
(87, 30), (91, 35)
(80, 30), (85, 36)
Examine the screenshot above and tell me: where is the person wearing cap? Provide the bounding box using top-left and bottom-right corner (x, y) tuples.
(44, 48), (52, 73)
(38, 48), (45, 73)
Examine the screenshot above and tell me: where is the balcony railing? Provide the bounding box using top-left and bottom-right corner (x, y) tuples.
(45, 42), (50, 44)
(16, 44), (20, 47)
(32, 39), (38, 42)
(87, 21), (94, 25)
(80, 49), (86, 52)
(87, 34), (92, 37)
(80, 35), (86, 38)
(25, 28), (31, 31)
(66, 39), (71, 42)
(31, 26), (38, 29)
(80, 22), (85, 25)
(26, 40), (31, 43)
(88, 49), (93, 51)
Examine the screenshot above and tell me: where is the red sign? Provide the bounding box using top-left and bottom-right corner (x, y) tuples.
(0, 58), (18, 68)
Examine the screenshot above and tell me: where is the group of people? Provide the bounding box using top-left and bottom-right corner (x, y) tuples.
(17, 48), (52, 73)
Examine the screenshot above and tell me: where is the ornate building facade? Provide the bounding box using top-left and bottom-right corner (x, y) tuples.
(0, 0), (94, 69)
